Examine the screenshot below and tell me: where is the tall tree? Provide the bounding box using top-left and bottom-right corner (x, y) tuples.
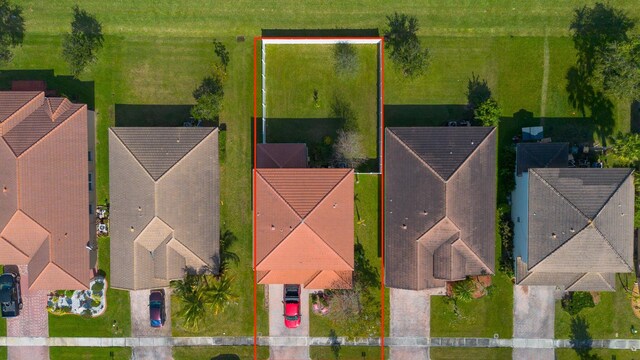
(570, 3), (634, 75)
(593, 37), (640, 101)
(0, 0), (24, 64)
(204, 275), (237, 315)
(333, 130), (365, 169)
(383, 12), (430, 77)
(191, 66), (225, 124)
(212, 39), (229, 70)
(61, 5), (103, 77)
(474, 98), (501, 127)
(610, 132), (640, 166)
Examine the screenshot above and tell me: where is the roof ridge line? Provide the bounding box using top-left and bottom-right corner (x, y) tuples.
(565, 272), (587, 291)
(444, 127), (495, 182)
(453, 237), (494, 275)
(9, 104), (84, 158)
(0, 91), (42, 125)
(387, 128), (445, 183)
(44, 261), (87, 289)
(303, 169), (353, 220)
(304, 270), (323, 288)
(168, 237), (209, 267)
(0, 235), (29, 258)
(304, 220), (353, 269)
(546, 143), (568, 167)
(154, 128), (217, 181)
(530, 168), (591, 220)
(589, 224), (633, 271)
(256, 170), (301, 220)
(592, 169), (633, 221)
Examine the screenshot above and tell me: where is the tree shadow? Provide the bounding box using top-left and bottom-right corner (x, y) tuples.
(212, 228), (240, 277)
(570, 315), (602, 360)
(354, 242), (380, 289)
(565, 67), (614, 144)
(329, 329), (341, 359)
(114, 104), (195, 127)
(261, 29), (379, 37)
(0, 69), (95, 109)
(467, 72), (492, 110)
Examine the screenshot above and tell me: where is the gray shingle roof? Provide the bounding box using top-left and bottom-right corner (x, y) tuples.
(516, 142), (568, 175)
(111, 127), (213, 180)
(109, 127), (219, 290)
(384, 127), (496, 290)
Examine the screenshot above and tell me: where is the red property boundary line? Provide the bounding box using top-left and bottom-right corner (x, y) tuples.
(253, 36), (385, 360)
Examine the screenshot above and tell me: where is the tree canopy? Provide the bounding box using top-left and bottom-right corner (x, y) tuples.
(383, 12), (430, 77)
(333, 42), (358, 75)
(593, 37), (640, 101)
(61, 5), (103, 77)
(0, 0), (25, 64)
(191, 68), (225, 123)
(474, 98), (501, 127)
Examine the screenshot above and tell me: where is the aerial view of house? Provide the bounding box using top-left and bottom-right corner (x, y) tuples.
(108, 127), (219, 290)
(2, 1), (640, 360)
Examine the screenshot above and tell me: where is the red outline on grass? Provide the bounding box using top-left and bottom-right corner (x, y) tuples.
(252, 36), (385, 360)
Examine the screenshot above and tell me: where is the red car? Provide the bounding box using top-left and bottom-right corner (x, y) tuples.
(283, 284), (301, 328)
(149, 289), (165, 328)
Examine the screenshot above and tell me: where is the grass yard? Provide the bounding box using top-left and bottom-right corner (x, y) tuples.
(309, 175), (384, 338)
(0, 318), (5, 337)
(48, 236), (131, 337)
(431, 271), (514, 338)
(555, 273), (640, 340)
(173, 346), (270, 360)
(264, 44), (379, 159)
(430, 347), (512, 360)
(0, 348), (5, 360)
(310, 346), (388, 359)
(556, 348), (640, 359)
(49, 347), (131, 360)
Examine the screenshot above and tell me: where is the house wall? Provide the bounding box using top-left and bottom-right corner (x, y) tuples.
(512, 172), (529, 264)
(87, 110), (97, 269)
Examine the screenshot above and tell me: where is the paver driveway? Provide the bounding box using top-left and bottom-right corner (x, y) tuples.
(130, 288), (172, 360)
(390, 288), (431, 360)
(6, 265), (49, 360)
(268, 284), (310, 360)
(513, 285), (555, 360)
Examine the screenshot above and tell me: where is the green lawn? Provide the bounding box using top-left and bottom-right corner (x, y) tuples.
(49, 347), (131, 360)
(0, 318), (5, 337)
(310, 346), (387, 359)
(430, 347), (512, 360)
(48, 237), (131, 337)
(556, 273), (640, 340)
(0, 347), (5, 360)
(309, 175), (384, 338)
(264, 44), (379, 158)
(431, 271), (514, 338)
(556, 348), (640, 359)
(173, 346), (269, 360)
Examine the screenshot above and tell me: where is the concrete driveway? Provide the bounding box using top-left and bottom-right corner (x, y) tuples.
(6, 265), (49, 360)
(389, 288), (431, 360)
(268, 284), (310, 360)
(513, 285), (555, 360)
(130, 288), (172, 360)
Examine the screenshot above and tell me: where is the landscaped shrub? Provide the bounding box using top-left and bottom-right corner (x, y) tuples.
(562, 292), (596, 315)
(497, 205), (515, 276)
(91, 281), (104, 292)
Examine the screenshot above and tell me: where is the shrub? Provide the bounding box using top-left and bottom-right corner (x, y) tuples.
(91, 281), (104, 292)
(562, 291), (596, 315)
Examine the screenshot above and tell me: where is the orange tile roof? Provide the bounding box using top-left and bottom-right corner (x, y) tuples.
(0, 91), (90, 291)
(255, 168), (354, 289)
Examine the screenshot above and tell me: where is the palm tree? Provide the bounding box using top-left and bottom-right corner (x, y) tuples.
(217, 229), (240, 277)
(204, 275), (238, 315)
(177, 286), (207, 330)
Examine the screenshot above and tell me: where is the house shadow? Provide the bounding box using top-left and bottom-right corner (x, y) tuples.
(210, 355), (240, 360)
(384, 104), (469, 127)
(0, 69), (95, 109)
(261, 28), (379, 37)
(114, 104), (195, 127)
(261, 117), (345, 144)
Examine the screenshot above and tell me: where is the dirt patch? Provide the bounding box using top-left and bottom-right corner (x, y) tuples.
(590, 291), (601, 305)
(632, 283), (640, 319)
(445, 276), (493, 299)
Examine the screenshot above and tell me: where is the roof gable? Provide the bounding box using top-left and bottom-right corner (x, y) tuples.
(30, 262), (87, 291)
(0, 91), (41, 123)
(516, 142), (569, 175)
(567, 272), (615, 291)
(387, 127), (494, 180)
(111, 127), (214, 180)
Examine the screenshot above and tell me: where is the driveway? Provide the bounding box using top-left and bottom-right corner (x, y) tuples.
(130, 288), (172, 360)
(6, 265), (49, 360)
(513, 285), (555, 360)
(268, 284), (310, 360)
(390, 288), (431, 360)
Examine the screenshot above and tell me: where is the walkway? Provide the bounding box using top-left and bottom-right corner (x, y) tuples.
(513, 285), (555, 360)
(5, 265), (49, 360)
(5, 336), (640, 350)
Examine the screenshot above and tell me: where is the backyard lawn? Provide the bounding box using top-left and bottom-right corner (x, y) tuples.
(49, 347), (131, 360)
(556, 348), (640, 359)
(309, 175), (386, 338)
(555, 273), (640, 340)
(310, 346), (388, 359)
(264, 44), (379, 159)
(0, 348), (5, 360)
(173, 346), (269, 360)
(48, 236), (131, 337)
(430, 347), (512, 360)
(431, 271), (513, 338)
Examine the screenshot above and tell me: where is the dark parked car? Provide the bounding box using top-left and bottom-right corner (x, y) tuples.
(0, 272), (22, 318)
(149, 289), (165, 327)
(283, 284), (301, 329)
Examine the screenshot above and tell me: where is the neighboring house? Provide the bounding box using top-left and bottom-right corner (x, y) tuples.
(512, 147), (634, 290)
(0, 91), (94, 291)
(256, 143), (307, 168)
(385, 127), (497, 290)
(255, 167), (354, 289)
(109, 127), (219, 290)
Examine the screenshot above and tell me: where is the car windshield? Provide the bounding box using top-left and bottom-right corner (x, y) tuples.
(285, 315), (299, 321)
(150, 301), (161, 308)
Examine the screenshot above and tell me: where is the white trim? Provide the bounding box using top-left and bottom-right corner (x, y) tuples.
(262, 39), (381, 45)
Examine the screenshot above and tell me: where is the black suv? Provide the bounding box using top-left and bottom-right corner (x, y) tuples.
(0, 272), (22, 318)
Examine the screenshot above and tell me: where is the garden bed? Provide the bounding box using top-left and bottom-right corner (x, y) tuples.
(48, 276), (107, 317)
